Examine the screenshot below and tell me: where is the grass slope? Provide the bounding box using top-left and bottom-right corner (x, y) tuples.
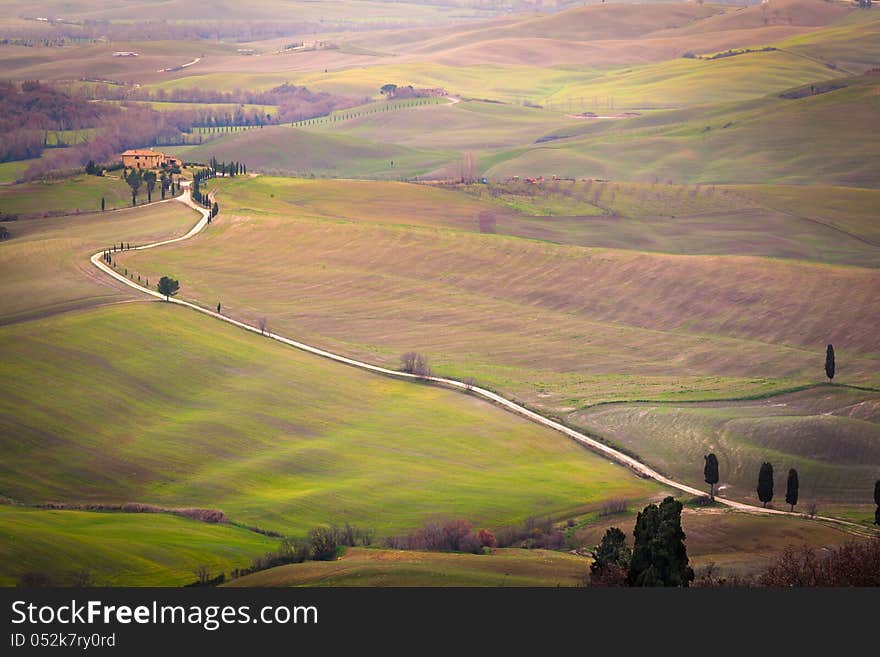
(175, 124), (454, 179)
(572, 386), (880, 507)
(0, 174), (133, 217)
(456, 180), (880, 267)
(0, 506), (278, 586)
(227, 547), (588, 587)
(0, 200), (195, 325)
(0, 303), (660, 535)
(489, 72), (880, 186)
(118, 177), (880, 411)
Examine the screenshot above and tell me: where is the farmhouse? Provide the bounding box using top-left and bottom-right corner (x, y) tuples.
(122, 149), (181, 170)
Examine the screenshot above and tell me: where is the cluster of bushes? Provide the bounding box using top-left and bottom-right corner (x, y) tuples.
(695, 538), (880, 587)
(495, 516), (568, 550)
(229, 524), (374, 581)
(384, 519), (497, 554)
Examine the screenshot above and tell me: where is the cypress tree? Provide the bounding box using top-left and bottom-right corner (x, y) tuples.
(704, 453), (719, 501)
(101, 197), (105, 211)
(825, 344), (835, 382)
(627, 497), (693, 587)
(785, 468), (799, 511)
(590, 527), (631, 585)
(757, 462), (774, 508)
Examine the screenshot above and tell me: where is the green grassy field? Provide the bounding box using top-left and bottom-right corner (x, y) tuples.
(545, 49), (845, 109)
(486, 72), (880, 186)
(0, 160), (31, 185)
(0, 200), (195, 325)
(227, 547), (589, 587)
(455, 180), (880, 267)
(0, 303), (661, 536)
(0, 506), (278, 586)
(572, 386), (880, 508)
(175, 124), (455, 179)
(0, 174), (134, 217)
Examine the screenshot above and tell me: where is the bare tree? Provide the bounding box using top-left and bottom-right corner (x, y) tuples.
(258, 317), (268, 335)
(462, 376), (476, 391)
(400, 352), (431, 377)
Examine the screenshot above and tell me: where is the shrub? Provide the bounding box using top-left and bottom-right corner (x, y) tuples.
(400, 352), (432, 377)
(758, 539), (880, 587)
(309, 526), (340, 561)
(477, 529), (497, 548)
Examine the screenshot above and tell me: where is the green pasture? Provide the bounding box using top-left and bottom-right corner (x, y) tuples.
(0, 506), (278, 586)
(0, 303), (661, 535)
(227, 547), (589, 587)
(0, 200), (196, 325)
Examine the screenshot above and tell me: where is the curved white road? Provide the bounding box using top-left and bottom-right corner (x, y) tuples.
(91, 189), (877, 537)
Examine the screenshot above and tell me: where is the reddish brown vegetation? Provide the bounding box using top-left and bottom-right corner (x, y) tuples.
(758, 539), (880, 587)
(384, 519), (498, 554)
(34, 501), (227, 523)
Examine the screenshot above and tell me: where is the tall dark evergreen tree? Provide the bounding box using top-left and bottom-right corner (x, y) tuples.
(627, 497), (694, 587)
(590, 527), (631, 586)
(125, 169), (142, 206)
(101, 197), (105, 212)
(825, 344), (835, 382)
(143, 170), (157, 203)
(757, 462), (774, 508)
(785, 468), (799, 512)
(704, 453), (719, 502)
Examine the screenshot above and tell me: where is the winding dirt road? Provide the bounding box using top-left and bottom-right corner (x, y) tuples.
(91, 188), (876, 537)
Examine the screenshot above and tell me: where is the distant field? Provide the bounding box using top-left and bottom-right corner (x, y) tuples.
(0, 0), (496, 25)
(546, 49), (845, 109)
(572, 386), (880, 508)
(0, 160), (30, 185)
(0, 303), (661, 535)
(305, 99), (573, 154)
(174, 124), (455, 179)
(455, 180), (880, 267)
(227, 547), (589, 587)
(119, 101), (279, 116)
(155, 68), (879, 187)
(486, 72), (880, 186)
(0, 200), (195, 325)
(0, 506), (277, 586)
